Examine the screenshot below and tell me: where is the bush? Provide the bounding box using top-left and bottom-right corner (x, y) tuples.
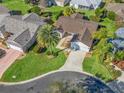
(0, 49), (6, 58)
(25, 0), (39, 5)
(95, 8), (102, 17)
(107, 11), (116, 21)
(113, 70), (122, 79)
(63, 6), (75, 16)
(90, 15), (100, 22)
(41, 12), (52, 17)
(114, 0), (122, 3)
(114, 51), (124, 61)
(28, 5), (41, 15)
(52, 11), (63, 21)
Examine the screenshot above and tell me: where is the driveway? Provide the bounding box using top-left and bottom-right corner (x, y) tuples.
(0, 48), (22, 78)
(59, 51), (86, 72)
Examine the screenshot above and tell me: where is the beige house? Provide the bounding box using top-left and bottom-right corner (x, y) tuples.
(0, 13), (45, 52)
(106, 3), (124, 22)
(55, 0), (70, 6)
(55, 13), (98, 52)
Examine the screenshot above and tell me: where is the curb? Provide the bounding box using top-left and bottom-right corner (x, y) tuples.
(0, 70), (94, 85)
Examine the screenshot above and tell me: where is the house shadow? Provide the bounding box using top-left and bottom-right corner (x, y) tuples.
(108, 80), (124, 93)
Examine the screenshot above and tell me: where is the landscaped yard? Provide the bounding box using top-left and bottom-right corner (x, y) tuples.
(0, 0), (32, 14)
(83, 56), (114, 82)
(1, 49), (66, 82)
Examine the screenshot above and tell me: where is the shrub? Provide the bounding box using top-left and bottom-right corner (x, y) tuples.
(28, 5), (41, 15)
(107, 11), (116, 21)
(114, 0), (122, 3)
(90, 15), (100, 22)
(63, 6), (75, 16)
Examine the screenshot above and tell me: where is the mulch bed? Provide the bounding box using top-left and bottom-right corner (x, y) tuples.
(113, 61), (124, 70)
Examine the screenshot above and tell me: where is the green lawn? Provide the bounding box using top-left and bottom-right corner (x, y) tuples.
(44, 6), (65, 22)
(83, 56), (113, 82)
(1, 51), (66, 82)
(0, 0), (32, 14)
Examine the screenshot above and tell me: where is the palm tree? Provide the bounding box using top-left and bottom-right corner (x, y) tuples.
(37, 24), (60, 54)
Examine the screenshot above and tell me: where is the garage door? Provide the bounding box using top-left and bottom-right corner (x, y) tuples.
(9, 44), (23, 52)
(73, 42), (90, 52)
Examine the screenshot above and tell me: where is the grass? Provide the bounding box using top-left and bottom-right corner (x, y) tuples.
(77, 9), (95, 17)
(44, 6), (65, 22)
(83, 56), (113, 81)
(1, 48), (66, 82)
(0, 0), (32, 14)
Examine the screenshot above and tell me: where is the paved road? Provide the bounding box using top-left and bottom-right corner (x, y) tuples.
(59, 51), (86, 72)
(0, 71), (114, 93)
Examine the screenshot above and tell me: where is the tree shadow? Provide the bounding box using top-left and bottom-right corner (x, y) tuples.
(108, 80), (124, 93)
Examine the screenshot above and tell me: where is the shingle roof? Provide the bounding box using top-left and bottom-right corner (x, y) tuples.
(70, 0), (102, 9)
(0, 13), (45, 47)
(55, 13), (98, 47)
(106, 3), (124, 19)
(0, 5), (9, 14)
(116, 27), (124, 38)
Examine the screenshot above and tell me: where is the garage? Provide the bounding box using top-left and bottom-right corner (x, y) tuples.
(71, 42), (90, 52)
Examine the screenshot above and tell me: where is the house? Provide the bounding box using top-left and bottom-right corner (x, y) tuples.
(39, 0), (56, 8)
(70, 0), (102, 9)
(115, 27), (124, 38)
(39, 0), (70, 7)
(0, 5), (9, 14)
(108, 27), (124, 52)
(55, 13), (98, 52)
(106, 3), (124, 22)
(0, 13), (45, 52)
(0, 6), (10, 25)
(55, 0), (70, 6)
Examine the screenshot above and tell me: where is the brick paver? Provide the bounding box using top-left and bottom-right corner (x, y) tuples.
(0, 48), (22, 78)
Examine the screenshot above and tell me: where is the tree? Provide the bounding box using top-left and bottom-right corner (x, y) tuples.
(37, 24), (60, 54)
(93, 28), (107, 39)
(28, 5), (41, 15)
(24, 0), (30, 4)
(63, 6), (75, 16)
(114, 0), (122, 3)
(95, 8), (102, 17)
(107, 11), (116, 21)
(24, 0), (39, 5)
(114, 51), (124, 61)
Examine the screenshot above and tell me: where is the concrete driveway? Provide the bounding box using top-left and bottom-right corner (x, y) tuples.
(59, 51), (86, 72)
(0, 48), (22, 78)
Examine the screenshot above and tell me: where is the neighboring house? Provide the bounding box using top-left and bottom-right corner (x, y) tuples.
(70, 0), (102, 9)
(55, 13), (98, 52)
(115, 27), (124, 38)
(55, 0), (70, 6)
(106, 3), (124, 22)
(108, 27), (124, 53)
(0, 5), (10, 23)
(39, 0), (56, 8)
(0, 13), (45, 52)
(0, 5), (9, 14)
